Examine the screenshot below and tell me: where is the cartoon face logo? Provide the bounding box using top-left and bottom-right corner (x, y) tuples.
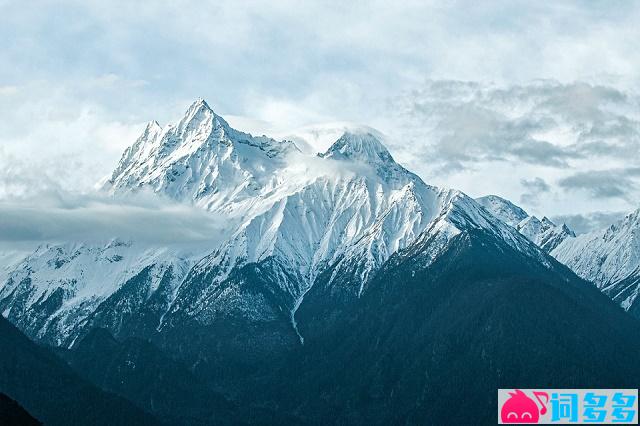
(501, 389), (548, 423)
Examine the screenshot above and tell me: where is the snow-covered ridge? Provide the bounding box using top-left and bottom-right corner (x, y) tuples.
(551, 209), (640, 312)
(476, 194), (640, 316)
(475, 195), (528, 227)
(0, 239), (203, 345)
(104, 98), (300, 217)
(0, 99), (556, 345)
(321, 131), (393, 164)
(476, 195), (575, 252)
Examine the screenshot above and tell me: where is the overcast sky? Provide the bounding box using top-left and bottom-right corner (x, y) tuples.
(1, 0), (640, 234)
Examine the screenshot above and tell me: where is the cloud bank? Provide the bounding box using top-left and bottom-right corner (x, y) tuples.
(385, 79), (640, 223)
(2, 1), (640, 234)
(552, 211), (627, 235)
(0, 189), (228, 247)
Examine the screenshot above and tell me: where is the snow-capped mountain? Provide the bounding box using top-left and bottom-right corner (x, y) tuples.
(518, 216), (575, 253)
(475, 194), (640, 317)
(104, 98), (300, 219)
(118, 102), (545, 342)
(0, 100), (553, 347)
(4, 98), (640, 425)
(552, 209), (640, 317)
(0, 239), (204, 345)
(476, 195), (575, 252)
(475, 195), (529, 227)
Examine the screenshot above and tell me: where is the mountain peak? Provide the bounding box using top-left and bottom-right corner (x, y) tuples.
(141, 120), (162, 137)
(175, 98), (231, 136)
(541, 216), (555, 226)
(105, 99), (300, 206)
(320, 130), (394, 164)
(188, 97), (212, 112)
(560, 223), (576, 237)
(475, 195), (529, 227)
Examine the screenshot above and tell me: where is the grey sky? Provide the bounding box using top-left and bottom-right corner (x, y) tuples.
(1, 1), (639, 233)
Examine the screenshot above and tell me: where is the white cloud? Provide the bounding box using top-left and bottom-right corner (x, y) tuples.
(383, 79), (640, 219)
(0, 79), (148, 191)
(0, 153), (228, 246)
(1, 1), (640, 231)
(0, 190), (229, 245)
